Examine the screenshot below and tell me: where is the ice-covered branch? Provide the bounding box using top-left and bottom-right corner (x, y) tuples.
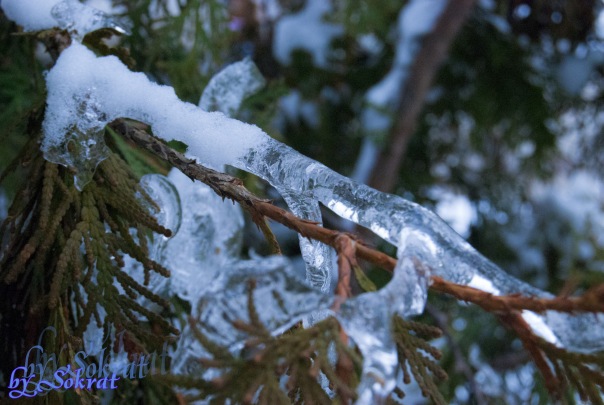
(112, 118), (604, 316)
(112, 118), (604, 401)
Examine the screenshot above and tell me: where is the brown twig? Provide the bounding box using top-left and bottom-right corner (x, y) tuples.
(430, 276), (604, 314)
(334, 234), (356, 302)
(498, 312), (560, 395)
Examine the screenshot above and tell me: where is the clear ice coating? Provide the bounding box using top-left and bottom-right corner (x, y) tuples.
(160, 169), (244, 302)
(195, 255), (332, 347)
(170, 255), (334, 376)
(51, 0), (131, 40)
(199, 57), (266, 116)
(279, 189), (337, 293)
(236, 136), (604, 400)
(124, 173), (183, 300)
(39, 0), (131, 190)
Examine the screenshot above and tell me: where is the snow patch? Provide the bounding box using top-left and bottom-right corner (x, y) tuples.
(273, 0), (343, 68)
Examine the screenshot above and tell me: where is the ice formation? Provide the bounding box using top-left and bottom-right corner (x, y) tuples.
(0, 0), (128, 36)
(51, 0), (130, 40)
(38, 34), (604, 405)
(42, 42), (266, 189)
(161, 169), (244, 301)
(199, 57), (266, 116)
(4, 0), (602, 401)
(2, 0), (128, 190)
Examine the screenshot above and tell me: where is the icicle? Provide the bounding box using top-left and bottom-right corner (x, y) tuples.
(42, 88), (110, 190)
(35, 30), (604, 377)
(336, 229), (432, 404)
(199, 58), (337, 299)
(279, 190), (337, 293)
(237, 136), (604, 365)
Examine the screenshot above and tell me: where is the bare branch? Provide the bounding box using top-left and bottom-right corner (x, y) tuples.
(368, 0), (477, 192)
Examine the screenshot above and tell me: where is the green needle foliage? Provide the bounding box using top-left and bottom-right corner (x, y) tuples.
(162, 280), (362, 404)
(0, 122), (179, 382)
(392, 317), (447, 405)
(536, 337), (604, 404)
(160, 280), (447, 404)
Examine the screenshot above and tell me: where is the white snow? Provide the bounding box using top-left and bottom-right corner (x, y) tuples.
(42, 42), (267, 173)
(432, 188), (476, 238)
(273, 0), (343, 68)
(278, 90), (320, 128)
(467, 274), (499, 294)
(1, 0), (125, 37)
(362, 0), (448, 131)
(1, 0), (62, 31)
(356, 0), (448, 183)
(522, 311), (561, 345)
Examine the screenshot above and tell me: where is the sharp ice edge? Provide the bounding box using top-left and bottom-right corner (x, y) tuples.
(199, 57), (266, 116)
